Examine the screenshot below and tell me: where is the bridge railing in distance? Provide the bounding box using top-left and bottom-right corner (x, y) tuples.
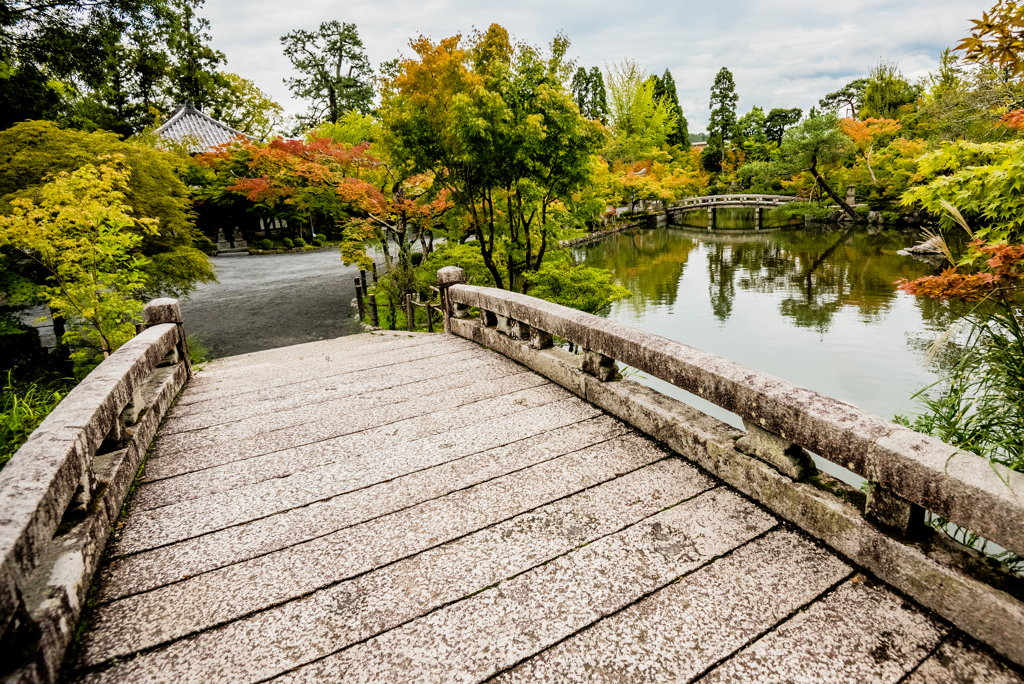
(435, 266), (1024, 667)
(0, 299), (192, 684)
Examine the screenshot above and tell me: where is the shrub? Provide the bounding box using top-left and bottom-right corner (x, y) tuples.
(312, 239), (323, 247)
(411, 252), (424, 266)
(258, 239), (273, 250)
(294, 237), (307, 248)
(282, 237), (294, 248)
(1, 372), (71, 470)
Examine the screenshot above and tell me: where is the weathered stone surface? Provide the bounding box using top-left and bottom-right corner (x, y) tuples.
(97, 415), (630, 602)
(494, 529), (851, 683)
(77, 460), (716, 683)
(0, 317), (186, 684)
(436, 266), (466, 286)
(866, 482), (925, 535)
(906, 636), (1024, 684)
(114, 394), (600, 553)
(453, 320), (1024, 668)
(134, 372), (549, 509)
(701, 576), (947, 683)
(735, 418), (815, 481)
(272, 489), (775, 684)
(142, 298), (183, 326)
(78, 434), (683, 665)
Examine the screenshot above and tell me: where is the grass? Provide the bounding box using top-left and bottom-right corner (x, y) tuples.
(187, 333), (212, 366)
(0, 371), (74, 471)
(363, 289), (441, 333)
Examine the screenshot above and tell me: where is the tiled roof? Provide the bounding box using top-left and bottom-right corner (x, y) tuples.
(154, 103), (252, 153)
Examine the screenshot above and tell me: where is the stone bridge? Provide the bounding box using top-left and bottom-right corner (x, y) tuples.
(667, 194), (799, 230)
(2, 270), (1023, 683)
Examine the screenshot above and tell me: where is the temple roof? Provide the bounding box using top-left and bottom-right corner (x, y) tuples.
(154, 103), (252, 153)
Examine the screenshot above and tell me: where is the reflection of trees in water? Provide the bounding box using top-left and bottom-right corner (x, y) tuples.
(578, 226), (948, 334)
(574, 229), (696, 315)
(705, 228), (940, 331)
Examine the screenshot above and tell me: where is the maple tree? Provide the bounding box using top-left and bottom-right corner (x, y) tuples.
(0, 156), (153, 373)
(838, 117), (902, 185)
(379, 25), (604, 292)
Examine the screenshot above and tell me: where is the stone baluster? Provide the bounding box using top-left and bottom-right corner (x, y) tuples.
(368, 294), (379, 327)
(580, 349), (616, 382)
(354, 278), (365, 322)
(866, 483), (925, 538)
(735, 420), (816, 482)
(436, 266), (467, 333)
(144, 298), (192, 379)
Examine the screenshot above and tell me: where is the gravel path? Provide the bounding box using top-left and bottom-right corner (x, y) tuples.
(180, 248), (363, 358)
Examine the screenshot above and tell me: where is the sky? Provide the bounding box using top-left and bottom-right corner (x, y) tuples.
(201, 0), (990, 132)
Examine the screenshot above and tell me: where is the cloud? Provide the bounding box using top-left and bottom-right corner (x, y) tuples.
(203, 0), (990, 131)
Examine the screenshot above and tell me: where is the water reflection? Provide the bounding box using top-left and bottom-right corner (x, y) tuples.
(572, 224), (961, 425)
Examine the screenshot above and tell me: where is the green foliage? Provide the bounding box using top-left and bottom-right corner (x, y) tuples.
(282, 237), (294, 248)
(570, 66), (610, 123)
(650, 69), (689, 148)
(818, 78), (868, 117)
(257, 238), (273, 250)
(381, 27), (604, 292)
(860, 60), (921, 120)
(524, 258), (631, 314)
(0, 121), (214, 298)
(312, 238), (323, 247)
(604, 59), (679, 162)
(707, 67), (739, 168)
(421, 243), (495, 287)
(0, 157), (151, 374)
(281, 20), (373, 128)
(293, 237), (306, 248)
(209, 72), (285, 141)
(187, 333), (210, 365)
(763, 108), (802, 145)
(0, 372), (72, 471)
(312, 110), (377, 145)
(902, 140), (1024, 248)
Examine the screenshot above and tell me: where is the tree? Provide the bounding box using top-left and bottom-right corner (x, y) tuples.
(777, 114), (857, 217)
(763, 107), (802, 145)
(818, 79), (868, 117)
(0, 157), (152, 373)
(210, 72), (285, 140)
(860, 60), (921, 119)
(0, 121), (214, 298)
(706, 67), (738, 171)
(162, 0), (228, 111)
(380, 26), (604, 291)
(604, 59), (678, 162)
(733, 106), (772, 160)
(570, 66), (609, 123)
(281, 21), (373, 128)
(652, 69), (689, 147)
(958, 0), (1024, 76)
(838, 117), (902, 185)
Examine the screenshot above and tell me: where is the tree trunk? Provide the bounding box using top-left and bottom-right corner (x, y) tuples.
(809, 158), (857, 219)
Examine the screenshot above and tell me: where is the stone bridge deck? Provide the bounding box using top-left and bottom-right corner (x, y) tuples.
(68, 332), (1020, 684)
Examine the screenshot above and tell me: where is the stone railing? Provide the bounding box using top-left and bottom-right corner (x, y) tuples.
(436, 266), (1024, 667)
(670, 193), (797, 209)
(0, 299), (192, 683)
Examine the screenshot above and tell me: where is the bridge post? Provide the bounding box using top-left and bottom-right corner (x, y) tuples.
(144, 298), (192, 378)
(707, 207), (715, 231)
(755, 206), (761, 230)
(436, 266), (467, 333)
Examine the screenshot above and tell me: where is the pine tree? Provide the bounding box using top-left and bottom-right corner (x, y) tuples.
(706, 67), (738, 170)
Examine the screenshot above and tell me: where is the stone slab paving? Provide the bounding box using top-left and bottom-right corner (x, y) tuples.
(69, 332), (1024, 684)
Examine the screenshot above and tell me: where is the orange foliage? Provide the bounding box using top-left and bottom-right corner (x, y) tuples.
(839, 117), (902, 152)
(897, 242), (1024, 300)
(998, 108), (1024, 130)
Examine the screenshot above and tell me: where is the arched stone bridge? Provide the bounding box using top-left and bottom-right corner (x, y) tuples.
(2, 276), (1023, 684)
(667, 194), (799, 230)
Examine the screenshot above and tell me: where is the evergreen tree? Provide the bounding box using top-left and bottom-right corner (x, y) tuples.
(163, 0), (229, 111)
(763, 107), (802, 145)
(281, 21), (374, 127)
(570, 66), (609, 123)
(652, 69), (689, 147)
(706, 67), (738, 171)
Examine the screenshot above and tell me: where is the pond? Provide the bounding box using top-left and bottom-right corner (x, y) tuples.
(572, 214), (961, 486)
